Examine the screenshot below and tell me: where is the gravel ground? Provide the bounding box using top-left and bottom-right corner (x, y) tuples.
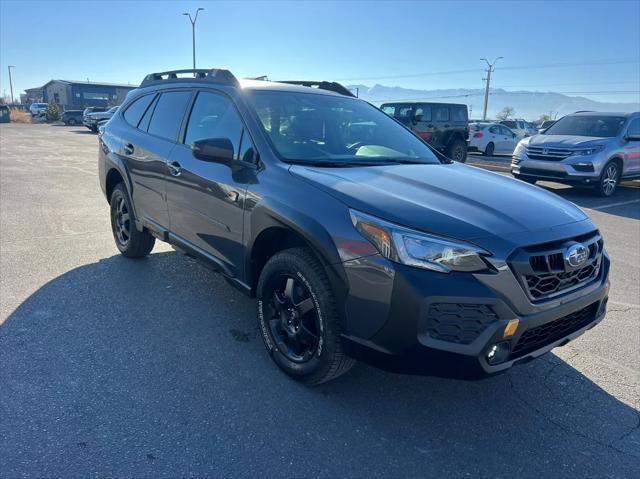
(1, 124), (638, 478)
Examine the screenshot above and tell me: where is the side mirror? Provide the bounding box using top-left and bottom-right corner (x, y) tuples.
(625, 133), (640, 142)
(192, 137), (234, 163)
(512, 133), (517, 138)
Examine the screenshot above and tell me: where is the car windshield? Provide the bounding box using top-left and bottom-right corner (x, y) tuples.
(544, 115), (627, 137)
(247, 91), (440, 165)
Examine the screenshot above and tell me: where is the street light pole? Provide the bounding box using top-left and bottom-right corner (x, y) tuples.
(7, 65), (15, 105)
(480, 57), (503, 121)
(183, 8), (204, 71)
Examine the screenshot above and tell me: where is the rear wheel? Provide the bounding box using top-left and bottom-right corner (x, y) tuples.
(257, 247), (355, 385)
(446, 138), (467, 162)
(109, 183), (155, 258)
(484, 142), (495, 156)
(595, 161), (620, 197)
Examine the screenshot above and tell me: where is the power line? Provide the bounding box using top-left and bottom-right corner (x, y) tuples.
(495, 80), (640, 89)
(334, 59), (639, 83)
(370, 90), (640, 104)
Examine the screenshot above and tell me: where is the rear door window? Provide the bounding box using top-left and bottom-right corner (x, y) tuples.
(415, 105), (432, 122)
(147, 90), (192, 141)
(434, 106), (449, 122)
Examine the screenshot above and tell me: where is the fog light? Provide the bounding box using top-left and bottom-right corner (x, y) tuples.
(503, 319), (519, 338)
(486, 341), (511, 365)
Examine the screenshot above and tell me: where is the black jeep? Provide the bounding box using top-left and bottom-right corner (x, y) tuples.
(380, 102), (469, 162)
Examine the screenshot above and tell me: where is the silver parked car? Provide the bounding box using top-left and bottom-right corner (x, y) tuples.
(511, 112), (640, 196)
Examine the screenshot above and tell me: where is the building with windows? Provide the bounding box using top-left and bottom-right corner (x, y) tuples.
(22, 80), (137, 110)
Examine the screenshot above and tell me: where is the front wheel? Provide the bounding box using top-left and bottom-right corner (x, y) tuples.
(110, 183), (155, 258)
(257, 247), (355, 385)
(595, 161), (620, 197)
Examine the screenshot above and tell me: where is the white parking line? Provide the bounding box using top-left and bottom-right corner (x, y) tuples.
(591, 199), (640, 211)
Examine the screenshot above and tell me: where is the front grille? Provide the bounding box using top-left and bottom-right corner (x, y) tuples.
(425, 303), (499, 344)
(526, 145), (574, 161)
(509, 231), (603, 301)
(510, 302), (599, 359)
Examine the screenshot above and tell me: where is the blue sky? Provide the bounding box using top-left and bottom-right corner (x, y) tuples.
(1, 0), (639, 103)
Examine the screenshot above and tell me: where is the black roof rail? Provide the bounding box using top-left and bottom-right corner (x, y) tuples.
(140, 68), (239, 88)
(277, 80), (356, 97)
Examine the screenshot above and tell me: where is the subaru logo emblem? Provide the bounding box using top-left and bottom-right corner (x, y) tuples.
(542, 148), (549, 155)
(565, 243), (588, 268)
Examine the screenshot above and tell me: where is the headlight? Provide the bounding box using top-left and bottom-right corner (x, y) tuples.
(350, 210), (490, 273)
(513, 142), (526, 157)
(572, 145), (605, 156)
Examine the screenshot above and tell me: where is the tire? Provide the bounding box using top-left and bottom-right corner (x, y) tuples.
(513, 174), (536, 184)
(484, 142), (495, 157)
(68, 119), (76, 126)
(595, 161), (620, 197)
(256, 247), (355, 385)
(109, 183), (155, 258)
(446, 138), (467, 162)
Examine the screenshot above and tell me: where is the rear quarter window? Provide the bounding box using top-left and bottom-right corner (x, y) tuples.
(452, 106), (468, 122)
(123, 94), (155, 128)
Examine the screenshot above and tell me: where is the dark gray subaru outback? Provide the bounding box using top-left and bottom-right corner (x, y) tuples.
(98, 69), (610, 384)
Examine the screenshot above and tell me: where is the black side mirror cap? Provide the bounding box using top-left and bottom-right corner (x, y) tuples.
(192, 137), (234, 163)
(625, 134), (640, 142)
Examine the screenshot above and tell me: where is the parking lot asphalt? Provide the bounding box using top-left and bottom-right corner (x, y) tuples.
(1, 123), (639, 478)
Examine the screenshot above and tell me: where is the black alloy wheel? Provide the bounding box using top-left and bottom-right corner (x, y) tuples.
(265, 274), (320, 363)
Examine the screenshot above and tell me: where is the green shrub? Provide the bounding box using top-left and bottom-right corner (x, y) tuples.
(46, 102), (61, 121)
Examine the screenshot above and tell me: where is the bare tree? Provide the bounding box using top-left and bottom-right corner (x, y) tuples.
(496, 106), (515, 121)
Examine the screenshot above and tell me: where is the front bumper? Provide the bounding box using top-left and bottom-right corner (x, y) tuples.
(340, 250), (610, 379)
(511, 154), (603, 184)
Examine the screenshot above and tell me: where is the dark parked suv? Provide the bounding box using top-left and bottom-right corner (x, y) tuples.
(380, 102), (469, 162)
(99, 69), (610, 384)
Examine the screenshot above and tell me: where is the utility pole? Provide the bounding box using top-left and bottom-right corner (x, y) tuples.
(480, 57), (503, 120)
(7, 65), (15, 105)
(183, 8), (204, 72)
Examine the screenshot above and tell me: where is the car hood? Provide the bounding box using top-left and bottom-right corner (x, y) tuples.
(526, 134), (609, 147)
(290, 162), (587, 241)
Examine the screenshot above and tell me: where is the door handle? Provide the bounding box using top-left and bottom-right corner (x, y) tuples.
(124, 143), (134, 155)
(168, 161), (182, 177)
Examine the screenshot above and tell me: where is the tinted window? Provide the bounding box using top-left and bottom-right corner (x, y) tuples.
(415, 105), (432, 122)
(502, 121), (516, 129)
(489, 126), (500, 134)
(147, 91), (192, 141)
(184, 91), (243, 160)
(434, 106), (449, 121)
(500, 126), (512, 136)
(238, 131), (257, 164)
(248, 91), (439, 164)
(452, 106), (467, 122)
(627, 118), (640, 137)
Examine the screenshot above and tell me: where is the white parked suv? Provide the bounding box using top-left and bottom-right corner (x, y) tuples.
(469, 122), (518, 156)
(500, 119), (529, 139)
(29, 103), (48, 116)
